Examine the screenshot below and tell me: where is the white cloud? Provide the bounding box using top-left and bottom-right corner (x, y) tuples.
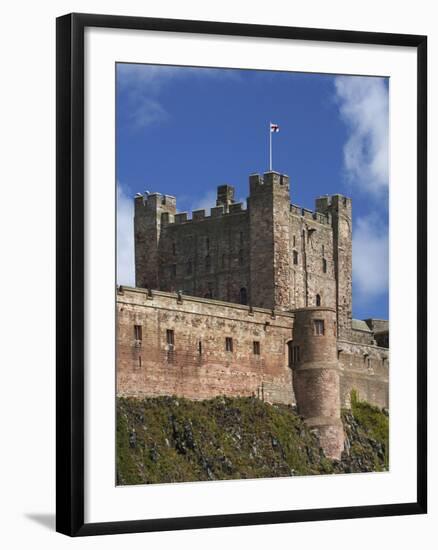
(353, 215), (388, 302)
(117, 64), (240, 130)
(334, 76), (389, 198)
(129, 98), (169, 129)
(117, 184), (135, 286)
(190, 190), (218, 213)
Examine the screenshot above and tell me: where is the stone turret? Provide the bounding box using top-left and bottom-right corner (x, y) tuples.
(315, 195), (352, 340)
(134, 193), (176, 289)
(291, 307), (344, 459)
(248, 171), (291, 311)
(216, 184), (235, 212)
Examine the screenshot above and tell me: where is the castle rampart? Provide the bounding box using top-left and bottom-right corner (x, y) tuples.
(117, 286), (295, 405)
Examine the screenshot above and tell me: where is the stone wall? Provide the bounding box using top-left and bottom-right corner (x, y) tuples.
(289, 210), (336, 311)
(117, 287), (295, 405)
(338, 339), (389, 409)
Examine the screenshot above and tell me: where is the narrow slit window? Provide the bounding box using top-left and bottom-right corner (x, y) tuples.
(134, 324), (142, 341)
(238, 249), (244, 265)
(166, 329), (175, 346)
(322, 258), (327, 273)
(138, 356), (142, 369)
(198, 341), (202, 355)
(316, 294), (321, 307)
(293, 250), (299, 265)
(253, 341), (260, 355)
(225, 337), (233, 352)
(292, 345), (300, 364)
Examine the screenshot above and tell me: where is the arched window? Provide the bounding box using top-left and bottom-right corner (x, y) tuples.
(316, 294), (321, 306)
(239, 287), (247, 305)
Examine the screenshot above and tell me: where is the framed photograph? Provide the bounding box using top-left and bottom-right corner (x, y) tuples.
(56, 13), (427, 536)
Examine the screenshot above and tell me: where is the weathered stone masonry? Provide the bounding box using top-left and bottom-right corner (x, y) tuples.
(121, 170), (389, 459)
(117, 287), (295, 405)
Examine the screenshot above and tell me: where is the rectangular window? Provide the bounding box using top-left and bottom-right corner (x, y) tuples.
(314, 319), (325, 335)
(253, 341), (260, 355)
(322, 258), (327, 273)
(198, 341), (202, 355)
(134, 324), (142, 341)
(225, 337), (233, 352)
(293, 250), (299, 265)
(138, 356), (142, 369)
(166, 329), (175, 346)
(293, 235), (296, 247)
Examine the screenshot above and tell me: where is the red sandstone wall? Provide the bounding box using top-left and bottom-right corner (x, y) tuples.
(338, 339), (389, 409)
(117, 287), (295, 405)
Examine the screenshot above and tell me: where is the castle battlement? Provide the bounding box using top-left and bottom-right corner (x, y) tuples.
(162, 202), (247, 225)
(290, 204), (332, 225)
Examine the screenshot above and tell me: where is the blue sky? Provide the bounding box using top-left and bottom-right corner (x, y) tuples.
(117, 64), (389, 320)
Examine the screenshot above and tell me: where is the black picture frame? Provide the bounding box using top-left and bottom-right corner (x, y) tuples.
(56, 12), (427, 537)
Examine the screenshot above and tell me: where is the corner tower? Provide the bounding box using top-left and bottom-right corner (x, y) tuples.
(315, 195), (352, 339)
(134, 193), (176, 289)
(248, 171), (291, 311)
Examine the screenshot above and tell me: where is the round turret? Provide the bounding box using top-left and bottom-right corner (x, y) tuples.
(292, 307), (344, 459)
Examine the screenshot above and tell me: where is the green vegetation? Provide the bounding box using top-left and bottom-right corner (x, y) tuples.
(342, 389), (389, 470)
(117, 393), (388, 485)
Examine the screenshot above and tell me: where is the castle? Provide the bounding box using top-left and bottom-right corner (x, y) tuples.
(117, 171), (389, 459)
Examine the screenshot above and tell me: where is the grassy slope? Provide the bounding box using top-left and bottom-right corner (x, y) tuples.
(117, 394), (388, 485)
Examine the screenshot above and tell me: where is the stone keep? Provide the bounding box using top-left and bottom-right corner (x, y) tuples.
(125, 171), (389, 460)
(134, 171), (352, 337)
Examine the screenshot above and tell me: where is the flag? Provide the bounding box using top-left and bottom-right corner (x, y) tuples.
(270, 123), (280, 133)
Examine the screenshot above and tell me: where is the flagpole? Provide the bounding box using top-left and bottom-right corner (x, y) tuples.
(269, 122), (272, 171)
